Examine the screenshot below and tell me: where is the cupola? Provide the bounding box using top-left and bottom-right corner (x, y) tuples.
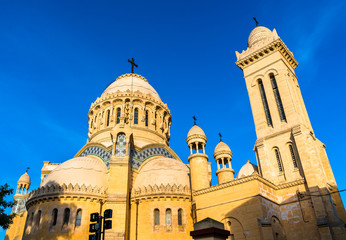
(214, 140), (235, 184)
(186, 125), (207, 155)
(16, 171), (31, 195)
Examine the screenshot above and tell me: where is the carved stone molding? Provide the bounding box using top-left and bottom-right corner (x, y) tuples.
(131, 183), (190, 200)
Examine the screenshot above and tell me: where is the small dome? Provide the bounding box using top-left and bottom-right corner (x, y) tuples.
(101, 73), (161, 100)
(18, 172), (31, 186)
(42, 156), (108, 189)
(133, 157), (190, 190)
(248, 26), (272, 48)
(214, 141), (232, 155)
(187, 125), (206, 139)
(237, 160), (258, 178)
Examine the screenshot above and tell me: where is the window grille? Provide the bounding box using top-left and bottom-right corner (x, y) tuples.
(270, 74), (286, 121)
(134, 108), (138, 124)
(274, 148), (283, 172)
(289, 144), (298, 168)
(258, 80), (273, 126)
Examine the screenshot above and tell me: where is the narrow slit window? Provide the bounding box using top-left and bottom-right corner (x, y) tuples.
(154, 209), (160, 225)
(145, 110), (149, 127)
(75, 209), (82, 226)
(36, 210), (41, 227)
(52, 208), (58, 226)
(289, 144), (298, 168)
(106, 110), (110, 126)
(116, 108), (121, 124)
(274, 148), (283, 172)
(258, 80), (273, 127)
(270, 74), (286, 122)
(134, 108), (138, 125)
(178, 209), (183, 226)
(63, 208), (70, 226)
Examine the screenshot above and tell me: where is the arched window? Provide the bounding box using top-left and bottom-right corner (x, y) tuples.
(274, 148), (283, 172)
(63, 208), (70, 226)
(166, 209), (172, 226)
(145, 110), (149, 127)
(154, 112), (157, 130)
(154, 209), (160, 225)
(289, 144), (298, 168)
(258, 80), (273, 127)
(270, 74), (286, 122)
(106, 110), (110, 127)
(52, 208), (58, 226)
(29, 212), (34, 228)
(116, 108), (121, 124)
(134, 108), (138, 125)
(90, 119), (93, 129)
(75, 209), (82, 226)
(36, 210), (41, 227)
(178, 209), (183, 226)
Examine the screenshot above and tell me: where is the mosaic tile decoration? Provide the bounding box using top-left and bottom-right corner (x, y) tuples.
(79, 145), (174, 169)
(131, 147), (174, 169)
(80, 146), (112, 168)
(115, 133), (126, 157)
(12, 197), (27, 213)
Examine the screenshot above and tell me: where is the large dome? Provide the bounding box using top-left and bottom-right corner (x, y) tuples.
(133, 157), (190, 189)
(248, 26), (272, 48)
(101, 73), (161, 100)
(42, 156), (108, 189)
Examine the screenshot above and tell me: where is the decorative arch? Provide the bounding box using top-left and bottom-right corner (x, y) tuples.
(222, 216), (246, 240)
(271, 216), (287, 240)
(264, 68), (279, 77)
(251, 74), (265, 87)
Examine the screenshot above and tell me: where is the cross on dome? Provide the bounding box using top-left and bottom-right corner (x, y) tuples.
(128, 58), (138, 73)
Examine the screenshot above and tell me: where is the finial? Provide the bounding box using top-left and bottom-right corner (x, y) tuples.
(26, 167), (30, 173)
(128, 58), (138, 73)
(219, 132), (222, 142)
(253, 17), (259, 27)
(192, 116), (197, 125)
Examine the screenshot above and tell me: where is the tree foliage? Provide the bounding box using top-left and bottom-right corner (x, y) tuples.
(0, 184), (15, 229)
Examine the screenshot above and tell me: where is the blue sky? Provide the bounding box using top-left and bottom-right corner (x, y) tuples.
(1, 0), (346, 236)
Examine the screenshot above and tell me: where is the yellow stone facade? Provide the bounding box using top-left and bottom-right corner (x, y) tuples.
(5, 25), (346, 240)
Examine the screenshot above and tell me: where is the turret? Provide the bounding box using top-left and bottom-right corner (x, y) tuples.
(16, 171), (31, 195)
(5, 170), (31, 240)
(214, 140), (234, 184)
(186, 124), (210, 191)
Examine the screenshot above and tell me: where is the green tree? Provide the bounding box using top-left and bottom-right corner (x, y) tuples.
(0, 184), (15, 229)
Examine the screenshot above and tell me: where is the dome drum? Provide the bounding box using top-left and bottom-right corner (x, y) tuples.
(87, 74), (172, 145)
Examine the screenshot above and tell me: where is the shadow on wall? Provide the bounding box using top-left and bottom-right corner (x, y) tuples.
(6, 180), (102, 240)
(209, 187), (345, 240)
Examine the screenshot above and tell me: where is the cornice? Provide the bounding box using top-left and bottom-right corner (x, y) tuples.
(90, 89), (170, 113)
(193, 174), (305, 196)
(214, 150), (232, 159)
(235, 39), (298, 70)
(186, 134), (207, 143)
(26, 183), (107, 208)
(131, 183), (190, 200)
(188, 153), (208, 162)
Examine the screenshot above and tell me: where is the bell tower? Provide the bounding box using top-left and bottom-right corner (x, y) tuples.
(236, 25), (346, 236)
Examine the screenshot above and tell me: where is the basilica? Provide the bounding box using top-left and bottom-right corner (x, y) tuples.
(5, 25), (346, 240)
